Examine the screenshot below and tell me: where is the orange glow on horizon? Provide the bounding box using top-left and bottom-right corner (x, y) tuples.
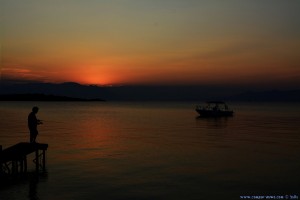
(2, 57), (300, 87)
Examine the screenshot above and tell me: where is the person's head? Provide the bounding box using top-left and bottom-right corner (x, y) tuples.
(32, 106), (39, 113)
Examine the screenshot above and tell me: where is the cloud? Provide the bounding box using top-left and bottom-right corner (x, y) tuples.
(1, 67), (44, 82)
(1, 67), (31, 73)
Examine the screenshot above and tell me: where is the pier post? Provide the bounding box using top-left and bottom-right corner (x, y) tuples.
(20, 158), (23, 173)
(0, 145), (2, 175)
(19, 156), (27, 174)
(24, 156), (27, 173)
(42, 150), (46, 172)
(12, 160), (16, 174)
(35, 149), (39, 172)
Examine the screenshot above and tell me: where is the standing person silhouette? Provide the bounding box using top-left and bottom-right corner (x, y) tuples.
(28, 106), (42, 143)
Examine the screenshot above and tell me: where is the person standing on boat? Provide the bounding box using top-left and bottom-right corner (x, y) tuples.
(28, 106), (42, 143)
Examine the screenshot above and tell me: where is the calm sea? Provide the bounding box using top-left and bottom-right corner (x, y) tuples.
(0, 102), (299, 200)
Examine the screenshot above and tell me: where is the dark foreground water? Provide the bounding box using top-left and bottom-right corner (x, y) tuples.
(0, 102), (299, 200)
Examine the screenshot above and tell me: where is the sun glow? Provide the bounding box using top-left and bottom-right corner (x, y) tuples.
(57, 65), (114, 85)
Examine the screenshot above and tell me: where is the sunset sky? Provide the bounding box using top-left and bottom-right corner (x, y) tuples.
(1, 0), (300, 88)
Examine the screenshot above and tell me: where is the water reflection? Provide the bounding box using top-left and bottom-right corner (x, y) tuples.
(0, 172), (48, 200)
(28, 174), (39, 200)
(28, 172), (47, 200)
(195, 116), (231, 128)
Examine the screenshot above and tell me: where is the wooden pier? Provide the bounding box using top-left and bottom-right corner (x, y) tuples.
(0, 143), (48, 176)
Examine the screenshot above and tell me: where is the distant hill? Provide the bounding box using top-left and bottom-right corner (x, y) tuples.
(0, 93), (105, 101)
(0, 82), (299, 101)
(229, 90), (300, 102)
(0, 82), (108, 100)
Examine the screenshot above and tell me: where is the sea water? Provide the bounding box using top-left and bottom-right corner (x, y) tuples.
(0, 102), (299, 199)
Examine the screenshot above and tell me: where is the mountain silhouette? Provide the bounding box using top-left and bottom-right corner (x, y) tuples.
(1, 82), (299, 101)
(0, 93), (105, 101)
